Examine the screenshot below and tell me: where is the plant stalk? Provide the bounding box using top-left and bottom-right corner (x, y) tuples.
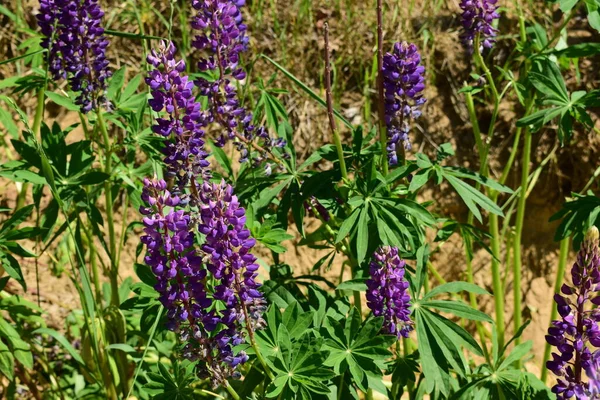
(223, 381), (242, 400)
(97, 111), (119, 307)
(463, 83), (504, 350)
(512, 127), (532, 359)
(541, 237), (570, 382)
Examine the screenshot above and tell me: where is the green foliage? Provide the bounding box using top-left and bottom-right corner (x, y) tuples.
(517, 59), (598, 143)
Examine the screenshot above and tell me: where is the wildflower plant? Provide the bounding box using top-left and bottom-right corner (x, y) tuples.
(0, 0), (599, 399)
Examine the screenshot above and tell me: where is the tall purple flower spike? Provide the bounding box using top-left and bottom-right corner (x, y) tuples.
(546, 226), (600, 399)
(382, 42), (426, 165)
(459, 0), (500, 51)
(37, 0), (111, 113)
(142, 42), (267, 386)
(191, 0), (285, 170)
(366, 246), (413, 338)
(146, 41), (211, 192)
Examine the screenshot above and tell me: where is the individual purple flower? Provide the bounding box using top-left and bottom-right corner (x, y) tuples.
(191, 0), (286, 168)
(36, 0), (111, 112)
(382, 42), (426, 165)
(546, 226), (600, 399)
(366, 246), (413, 338)
(146, 41), (211, 191)
(459, 0), (500, 51)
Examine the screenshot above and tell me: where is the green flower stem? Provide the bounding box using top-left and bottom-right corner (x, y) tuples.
(32, 87), (45, 136)
(473, 35), (499, 108)
(250, 335), (275, 381)
(463, 77), (504, 350)
(512, 126), (532, 359)
(97, 111), (119, 307)
(223, 381), (242, 400)
(324, 23), (348, 182)
(541, 237), (570, 383)
(427, 261), (446, 285)
(82, 221), (102, 301)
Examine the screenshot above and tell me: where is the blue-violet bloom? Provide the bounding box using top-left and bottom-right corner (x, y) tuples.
(382, 42), (426, 165)
(459, 0), (500, 51)
(366, 246), (413, 338)
(37, 0), (111, 112)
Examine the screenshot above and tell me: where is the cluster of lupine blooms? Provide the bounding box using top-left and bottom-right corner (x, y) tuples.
(34, 0), (505, 388)
(382, 42), (426, 166)
(459, 0), (500, 51)
(142, 39), (266, 385)
(366, 246), (413, 338)
(546, 227), (600, 399)
(37, 0), (111, 113)
(379, 0), (500, 154)
(191, 0), (286, 169)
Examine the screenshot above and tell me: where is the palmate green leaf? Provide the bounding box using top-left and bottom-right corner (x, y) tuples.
(420, 300), (493, 322)
(336, 279), (367, 291)
(335, 208), (360, 244)
(266, 328), (334, 399)
(550, 192), (600, 248)
(443, 167), (513, 194)
(415, 310), (451, 395)
(322, 309), (394, 393)
(45, 91), (80, 112)
(529, 63), (569, 103)
(445, 174), (504, 222)
(420, 310), (469, 377)
(144, 361), (196, 400)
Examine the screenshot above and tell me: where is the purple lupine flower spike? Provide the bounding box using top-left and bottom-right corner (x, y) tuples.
(191, 0), (286, 167)
(140, 178), (209, 333)
(366, 246), (413, 338)
(546, 226), (600, 399)
(146, 41), (211, 191)
(142, 41), (267, 386)
(459, 0), (500, 51)
(37, 0), (111, 113)
(382, 42), (426, 165)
